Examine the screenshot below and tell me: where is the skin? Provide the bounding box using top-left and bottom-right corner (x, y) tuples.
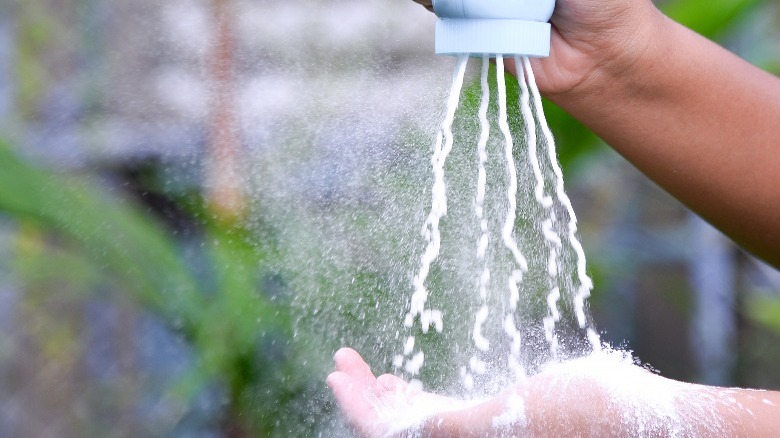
(328, 347), (780, 437)
(327, 0), (780, 435)
(527, 1), (780, 268)
(418, 0), (780, 268)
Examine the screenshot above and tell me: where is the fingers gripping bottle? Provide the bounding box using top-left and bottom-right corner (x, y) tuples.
(433, 0), (555, 57)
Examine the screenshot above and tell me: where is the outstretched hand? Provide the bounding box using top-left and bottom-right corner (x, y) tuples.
(328, 347), (780, 436)
(325, 347), (603, 437)
(326, 348), (407, 437)
(325, 348), (600, 437)
(327, 348), (465, 437)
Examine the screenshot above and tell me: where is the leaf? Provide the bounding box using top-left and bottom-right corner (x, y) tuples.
(663, 0), (761, 39)
(0, 140), (203, 334)
(746, 295), (780, 334)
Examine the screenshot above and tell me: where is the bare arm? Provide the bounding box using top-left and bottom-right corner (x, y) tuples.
(329, 1), (780, 434)
(329, 348), (780, 437)
(430, 366), (780, 437)
(523, 2), (780, 266)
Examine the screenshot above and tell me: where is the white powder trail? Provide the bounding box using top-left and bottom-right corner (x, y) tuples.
(464, 55), (493, 390)
(515, 57), (552, 210)
(475, 55), (491, 232)
(522, 57), (600, 350)
(496, 55), (527, 379)
(542, 286), (561, 352)
(473, 304), (490, 352)
(401, 55), (469, 375)
(474, 54), (491, 307)
(496, 56), (529, 277)
(516, 56), (562, 356)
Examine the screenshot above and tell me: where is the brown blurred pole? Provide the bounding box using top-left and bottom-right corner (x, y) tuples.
(206, 0), (245, 223)
(207, 5), (249, 438)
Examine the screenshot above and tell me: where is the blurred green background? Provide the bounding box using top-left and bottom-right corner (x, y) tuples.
(1, 0), (779, 436)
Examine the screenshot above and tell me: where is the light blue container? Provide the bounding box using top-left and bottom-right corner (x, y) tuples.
(433, 0), (555, 57)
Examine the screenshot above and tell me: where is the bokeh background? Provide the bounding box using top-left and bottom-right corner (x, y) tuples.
(1, 0), (780, 436)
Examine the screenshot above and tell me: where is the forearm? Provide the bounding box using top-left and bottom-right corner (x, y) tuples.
(424, 369), (619, 436)
(551, 12), (780, 266)
(710, 387), (780, 436)
(426, 376), (780, 437)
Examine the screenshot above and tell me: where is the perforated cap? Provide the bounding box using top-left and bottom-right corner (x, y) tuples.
(432, 0), (554, 57)
(435, 19), (551, 57)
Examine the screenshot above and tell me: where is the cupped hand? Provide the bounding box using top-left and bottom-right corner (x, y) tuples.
(326, 348), (404, 437)
(327, 348), (472, 437)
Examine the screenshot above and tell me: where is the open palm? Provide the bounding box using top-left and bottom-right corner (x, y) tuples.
(327, 348), (472, 437)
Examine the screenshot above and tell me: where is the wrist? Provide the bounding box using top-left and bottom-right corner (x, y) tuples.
(547, 4), (671, 106)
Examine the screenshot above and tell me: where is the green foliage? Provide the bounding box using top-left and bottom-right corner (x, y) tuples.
(663, 0), (761, 39)
(0, 141), (202, 327)
(0, 138), (309, 435)
(747, 296), (780, 335)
